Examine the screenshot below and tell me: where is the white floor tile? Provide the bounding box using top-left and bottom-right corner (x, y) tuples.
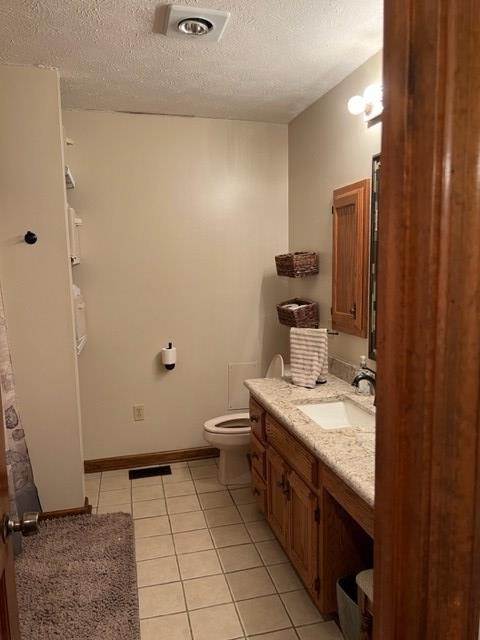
(98, 488), (131, 506)
(245, 521), (275, 543)
(100, 474), (131, 491)
(101, 469), (129, 478)
(296, 621), (344, 640)
(132, 475), (164, 488)
(137, 555), (180, 587)
(163, 468), (193, 484)
(255, 540), (288, 566)
(230, 487), (256, 505)
(217, 544), (262, 573)
(238, 503), (265, 523)
(194, 478), (226, 494)
(226, 567), (276, 601)
(170, 511), (207, 533)
(167, 494), (201, 515)
(190, 465), (219, 480)
(84, 472), (101, 479)
(210, 524), (251, 549)
(139, 582), (185, 618)
(135, 516), (171, 538)
(236, 594), (290, 636)
(164, 481), (196, 497)
(198, 491), (234, 510)
(188, 458), (217, 468)
(133, 484), (165, 502)
(133, 499), (167, 519)
(204, 506), (242, 528)
(189, 602), (243, 640)
(140, 612), (192, 640)
(280, 590), (324, 627)
(177, 549), (223, 580)
(173, 529), (213, 555)
(183, 574), (232, 610)
(135, 534), (175, 561)
(247, 630), (298, 640)
(267, 563), (303, 593)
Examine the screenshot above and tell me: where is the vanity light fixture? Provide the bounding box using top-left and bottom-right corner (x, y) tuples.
(347, 84), (383, 122)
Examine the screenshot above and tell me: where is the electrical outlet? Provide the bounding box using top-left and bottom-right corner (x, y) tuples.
(133, 404), (145, 421)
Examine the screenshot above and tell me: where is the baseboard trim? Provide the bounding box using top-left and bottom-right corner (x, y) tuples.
(84, 446), (219, 474)
(40, 497), (92, 521)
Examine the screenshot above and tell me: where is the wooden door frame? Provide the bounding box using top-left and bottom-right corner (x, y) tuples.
(375, 0), (480, 637)
(0, 386), (21, 639)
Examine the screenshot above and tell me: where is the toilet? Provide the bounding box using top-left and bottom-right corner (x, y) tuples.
(203, 355), (284, 485)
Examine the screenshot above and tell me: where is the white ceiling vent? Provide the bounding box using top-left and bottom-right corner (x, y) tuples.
(163, 5), (230, 42)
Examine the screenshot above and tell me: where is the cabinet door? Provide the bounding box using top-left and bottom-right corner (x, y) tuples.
(332, 179), (370, 337)
(266, 447), (289, 549)
(288, 469), (319, 593)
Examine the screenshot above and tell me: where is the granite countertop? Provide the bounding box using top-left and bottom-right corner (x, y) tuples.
(244, 374), (375, 506)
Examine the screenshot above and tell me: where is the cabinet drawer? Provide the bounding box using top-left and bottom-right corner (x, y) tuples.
(266, 415), (318, 488)
(250, 435), (266, 480)
(250, 397), (266, 442)
(252, 469), (266, 514)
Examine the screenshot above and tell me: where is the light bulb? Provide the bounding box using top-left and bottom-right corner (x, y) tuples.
(363, 84), (383, 105)
(347, 95), (366, 116)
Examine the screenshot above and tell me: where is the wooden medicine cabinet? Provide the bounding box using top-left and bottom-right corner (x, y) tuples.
(331, 178), (371, 337)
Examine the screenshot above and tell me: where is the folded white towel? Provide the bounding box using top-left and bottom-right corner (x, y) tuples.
(290, 328), (328, 389)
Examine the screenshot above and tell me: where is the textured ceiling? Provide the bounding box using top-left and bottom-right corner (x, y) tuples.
(0, 0), (383, 123)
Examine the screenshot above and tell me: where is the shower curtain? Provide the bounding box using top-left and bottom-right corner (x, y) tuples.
(0, 286), (41, 551)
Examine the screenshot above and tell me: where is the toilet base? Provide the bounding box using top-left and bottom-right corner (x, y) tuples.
(218, 446), (251, 485)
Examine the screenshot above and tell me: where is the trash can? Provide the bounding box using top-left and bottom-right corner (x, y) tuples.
(336, 575), (362, 640)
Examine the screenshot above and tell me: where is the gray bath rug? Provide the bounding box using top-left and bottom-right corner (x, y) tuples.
(15, 513), (140, 640)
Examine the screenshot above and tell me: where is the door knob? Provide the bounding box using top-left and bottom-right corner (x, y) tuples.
(2, 512), (39, 542)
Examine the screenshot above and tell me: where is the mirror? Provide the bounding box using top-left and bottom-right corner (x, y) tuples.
(368, 154), (381, 360)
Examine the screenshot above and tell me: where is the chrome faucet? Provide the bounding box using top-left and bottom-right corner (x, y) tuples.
(351, 368), (376, 402)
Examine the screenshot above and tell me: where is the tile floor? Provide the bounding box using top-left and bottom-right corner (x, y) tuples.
(84, 458), (344, 640)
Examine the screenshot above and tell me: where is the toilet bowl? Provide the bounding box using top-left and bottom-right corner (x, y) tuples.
(203, 413), (251, 485)
(203, 355), (285, 486)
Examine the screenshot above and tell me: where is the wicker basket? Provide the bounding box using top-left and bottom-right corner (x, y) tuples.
(276, 298), (319, 328)
(275, 252), (319, 278)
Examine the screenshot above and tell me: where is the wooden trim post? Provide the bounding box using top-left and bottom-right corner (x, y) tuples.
(375, 0), (480, 637)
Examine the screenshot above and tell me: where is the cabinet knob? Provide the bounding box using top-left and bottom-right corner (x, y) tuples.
(250, 415), (259, 423)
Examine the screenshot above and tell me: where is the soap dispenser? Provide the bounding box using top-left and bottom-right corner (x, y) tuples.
(356, 356), (371, 394)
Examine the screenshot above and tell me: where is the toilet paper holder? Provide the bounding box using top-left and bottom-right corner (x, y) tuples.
(161, 342), (176, 370)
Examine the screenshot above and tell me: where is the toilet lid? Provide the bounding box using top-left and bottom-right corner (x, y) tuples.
(204, 412), (250, 434)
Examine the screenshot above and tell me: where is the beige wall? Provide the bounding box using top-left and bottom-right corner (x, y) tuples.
(63, 110), (289, 460)
(289, 51), (382, 366)
(0, 65), (85, 511)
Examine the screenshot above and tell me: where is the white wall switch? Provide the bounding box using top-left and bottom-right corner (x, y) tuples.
(133, 404), (145, 421)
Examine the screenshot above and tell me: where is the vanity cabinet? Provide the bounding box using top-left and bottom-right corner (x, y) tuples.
(266, 435), (319, 598)
(251, 394), (374, 614)
(266, 447), (290, 548)
(287, 469), (319, 592)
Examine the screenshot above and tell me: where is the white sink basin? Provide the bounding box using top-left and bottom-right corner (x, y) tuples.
(298, 398), (374, 430)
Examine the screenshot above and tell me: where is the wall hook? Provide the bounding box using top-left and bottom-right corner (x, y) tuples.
(24, 231), (37, 245)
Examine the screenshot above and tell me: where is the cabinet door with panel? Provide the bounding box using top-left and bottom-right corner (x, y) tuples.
(266, 447), (289, 549)
(331, 178), (370, 337)
(287, 469), (319, 593)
